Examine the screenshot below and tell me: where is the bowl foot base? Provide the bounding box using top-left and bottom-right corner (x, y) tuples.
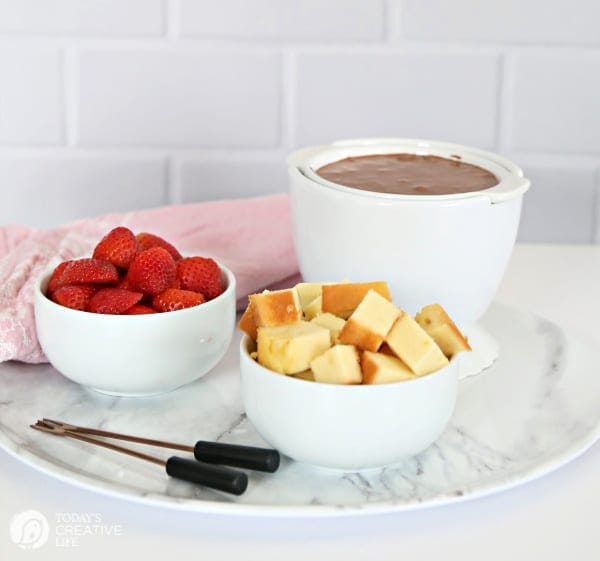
(458, 323), (499, 380)
(87, 387), (175, 398)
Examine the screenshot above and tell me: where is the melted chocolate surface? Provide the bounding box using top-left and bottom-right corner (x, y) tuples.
(316, 153), (498, 195)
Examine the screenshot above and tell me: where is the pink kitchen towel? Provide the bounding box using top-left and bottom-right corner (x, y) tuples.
(0, 193), (300, 364)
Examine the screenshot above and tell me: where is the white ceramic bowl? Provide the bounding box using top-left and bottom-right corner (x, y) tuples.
(240, 336), (460, 471)
(34, 262), (236, 397)
(289, 138), (531, 330)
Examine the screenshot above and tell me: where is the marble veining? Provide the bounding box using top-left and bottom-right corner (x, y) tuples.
(0, 303), (599, 515)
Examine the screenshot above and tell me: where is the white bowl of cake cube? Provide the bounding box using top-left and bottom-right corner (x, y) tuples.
(238, 281), (471, 471)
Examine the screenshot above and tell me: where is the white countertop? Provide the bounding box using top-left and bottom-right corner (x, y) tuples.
(1, 243), (599, 561)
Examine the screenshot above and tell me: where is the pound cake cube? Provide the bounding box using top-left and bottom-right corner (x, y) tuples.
(322, 281), (392, 319)
(310, 312), (346, 344)
(290, 369), (316, 382)
(295, 282), (324, 312)
(303, 295), (322, 320)
(361, 351), (415, 385)
(385, 313), (449, 376)
(378, 342), (396, 357)
(237, 302), (257, 340)
(310, 344), (362, 385)
(415, 303), (471, 357)
(296, 280), (349, 316)
(249, 288), (302, 328)
(337, 289), (400, 351)
(257, 321), (331, 375)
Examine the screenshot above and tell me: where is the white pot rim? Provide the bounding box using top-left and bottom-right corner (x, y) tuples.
(289, 138), (530, 204)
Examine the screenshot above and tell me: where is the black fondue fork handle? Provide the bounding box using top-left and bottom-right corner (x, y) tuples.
(165, 457), (248, 495)
(41, 418), (280, 472)
(194, 441), (280, 473)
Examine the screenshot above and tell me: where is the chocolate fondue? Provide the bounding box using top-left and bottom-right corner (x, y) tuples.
(316, 153), (498, 196)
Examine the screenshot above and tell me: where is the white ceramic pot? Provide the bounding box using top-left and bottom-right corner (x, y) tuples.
(34, 263), (236, 397)
(240, 335), (460, 471)
(288, 138), (530, 329)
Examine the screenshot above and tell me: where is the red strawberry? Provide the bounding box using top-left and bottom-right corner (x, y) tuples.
(117, 275), (134, 290)
(51, 284), (98, 311)
(51, 258), (119, 290)
(124, 304), (157, 315)
(47, 261), (69, 295)
(176, 257), (223, 300)
(93, 226), (139, 269)
(126, 247), (176, 296)
(152, 288), (205, 312)
(88, 288), (143, 315)
(135, 232), (182, 261)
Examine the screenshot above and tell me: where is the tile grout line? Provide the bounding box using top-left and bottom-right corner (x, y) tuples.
(164, 0), (179, 40)
(384, 0), (404, 44)
(495, 49), (513, 154)
(281, 47), (296, 151)
(62, 47), (78, 148)
(592, 168), (600, 244)
(165, 154), (179, 204)
(0, 145), (598, 164)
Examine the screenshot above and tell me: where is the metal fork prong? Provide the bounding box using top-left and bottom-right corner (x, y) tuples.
(31, 422), (66, 435)
(42, 418), (77, 430)
(37, 418), (193, 452)
(30, 421), (165, 466)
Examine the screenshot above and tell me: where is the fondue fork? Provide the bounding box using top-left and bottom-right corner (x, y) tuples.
(40, 417), (280, 473)
(31, 419), (247, 495)
(30, 418), (276, 496)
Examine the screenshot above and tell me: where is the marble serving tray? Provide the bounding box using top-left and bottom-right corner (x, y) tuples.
(0, 303), (599, 517)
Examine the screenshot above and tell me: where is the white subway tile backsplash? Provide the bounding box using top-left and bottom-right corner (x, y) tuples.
(0, 3), (596, 243)
(294, 52), (499, 148)
(77, 49), (280, 148)
(178, 157), (287, 202)
(510, 53), (600, 153)
(0, 156), (166, 228)
(179, 0), (384, 41)
(595, 170), (600, 244)
(0, 0), (163, 36)
(0, 47), (62, 144)
(399, 0), (600, 45)
(517, 164), (596, 243)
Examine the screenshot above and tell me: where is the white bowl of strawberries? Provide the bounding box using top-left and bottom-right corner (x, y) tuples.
(34, 228), (236, 397)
